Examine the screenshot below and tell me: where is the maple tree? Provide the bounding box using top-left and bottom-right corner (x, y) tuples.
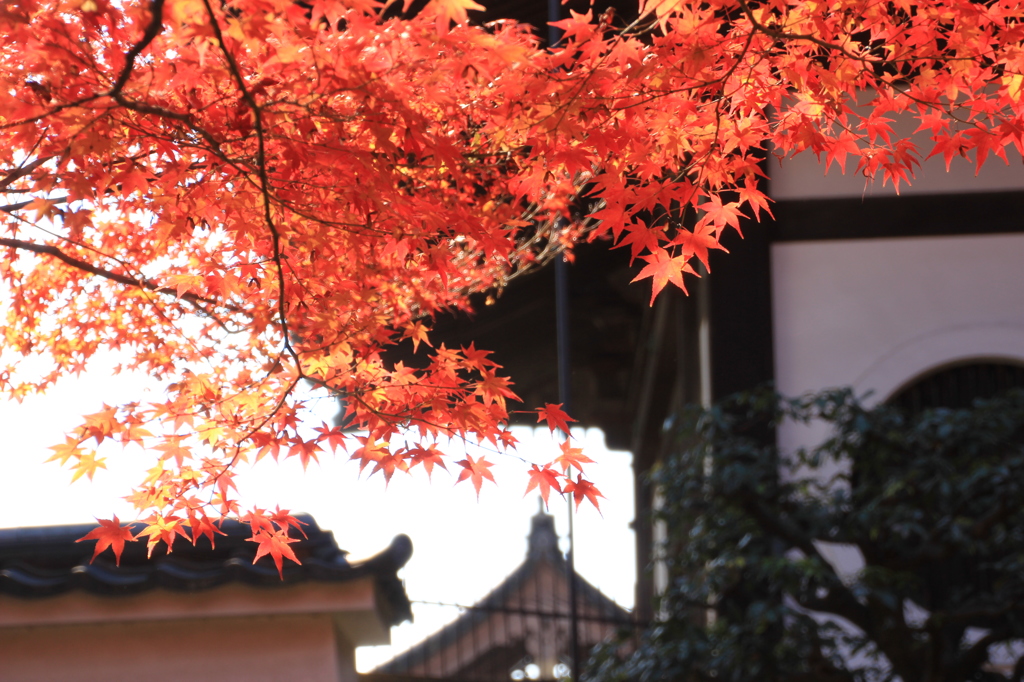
(1, 0), (1022, 567)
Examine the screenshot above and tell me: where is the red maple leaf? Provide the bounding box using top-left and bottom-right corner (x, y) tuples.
(187, 511), (227, 548)
(248, 529), (301, 579)
(456, 455), (496, 498)
(407, 444), (449, 479)
(564, 474), (605, 512)
(313, 422), (348, 452)
(698, 194), (744, 234)
(350, 437), (388, 474)
(524, 464), (563, 506)
(926, 132), (968, 171)
(270, 505), (308, 538)
(76, 515), (136, 566)
(613, 218), (663, 264)
(536, 403), (577, 436)
(461, 342), (498, 372)
(631, 247), (697, 305)
(242, 508), (277, 535)
(287, 437), (322, 470)
(371, 451), (411, 485)
(475, 369), (520, 406)
(671, 222), (725, 272)
(736, 180), (773, 221)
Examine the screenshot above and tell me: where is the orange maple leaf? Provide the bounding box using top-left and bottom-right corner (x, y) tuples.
(455, 455), (496, 498)
(638, 0), (683, 33)
(70, 451), (106, 483)
(554, 439), (594, 474)
(77, 516), (136, 566)
(402, 321), (433, 353)
(46, 436), (84, 466)
(80, 405), (119, 445)
(154, 438), (192, 467)
(136, 514), (190, 557)
(287, 437), (322, 470)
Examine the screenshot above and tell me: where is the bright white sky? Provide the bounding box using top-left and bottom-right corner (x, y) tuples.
(0, 352), (636, 672)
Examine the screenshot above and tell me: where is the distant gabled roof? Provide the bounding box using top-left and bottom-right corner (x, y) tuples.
(0, 514), (412, 626)
(372, 510), (631, 676)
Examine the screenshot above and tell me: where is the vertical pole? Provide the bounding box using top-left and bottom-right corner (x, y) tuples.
(547, 0), (561, 48)
(547, 12), (579, 680)
(555, 254), (580, 682)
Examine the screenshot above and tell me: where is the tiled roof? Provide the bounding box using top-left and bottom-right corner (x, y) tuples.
(0, 515), (412, 625)
(372, 511), (630, 675)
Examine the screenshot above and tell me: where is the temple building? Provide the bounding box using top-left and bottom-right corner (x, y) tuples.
(366, 507), (631, 682)
(0, 515), (411, 682)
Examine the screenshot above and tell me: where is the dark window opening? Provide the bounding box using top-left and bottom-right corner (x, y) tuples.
(883, 361), (1024, 616)
(888, 361), (1024, 413)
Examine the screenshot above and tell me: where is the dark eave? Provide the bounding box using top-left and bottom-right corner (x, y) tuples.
(0, 515), (413, 625)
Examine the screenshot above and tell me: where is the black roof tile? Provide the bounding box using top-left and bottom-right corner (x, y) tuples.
(0, 515), (413, 625)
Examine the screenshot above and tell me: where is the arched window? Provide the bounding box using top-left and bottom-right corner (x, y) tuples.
(881, 360), (1024, 615)
(888, 361), (1024, 413)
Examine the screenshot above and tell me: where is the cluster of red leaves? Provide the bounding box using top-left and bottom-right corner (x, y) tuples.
(1, 0), (1022, 567)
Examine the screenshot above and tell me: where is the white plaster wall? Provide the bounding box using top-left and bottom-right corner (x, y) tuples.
(766, 109), (1024, 673)
(769, 228), (1024, 678)
(0, 579), (387, 640)
(772, 232), (1024, 453)
(768, 112), (1024, 200)
(0, 614), (346, 682)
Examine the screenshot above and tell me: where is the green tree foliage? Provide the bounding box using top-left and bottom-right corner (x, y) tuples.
(588, 388), (1024, 682)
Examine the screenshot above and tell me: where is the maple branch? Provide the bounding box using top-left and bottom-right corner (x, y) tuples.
(0, 156), (56, 191)
(200, 0), (303, 375)
(205, 375), (303, 498)
(734, 0), (868, 64)
(108, 0), (166, 96)
(109, 96), (231, 164)
(0, 196), (68, 213)
(0, 237), (239, 315)
(0, 97), (105, 133)
(99, 0), (232, 171)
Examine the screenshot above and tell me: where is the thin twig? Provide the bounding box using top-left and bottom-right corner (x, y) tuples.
(0, 237), (240, 314)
